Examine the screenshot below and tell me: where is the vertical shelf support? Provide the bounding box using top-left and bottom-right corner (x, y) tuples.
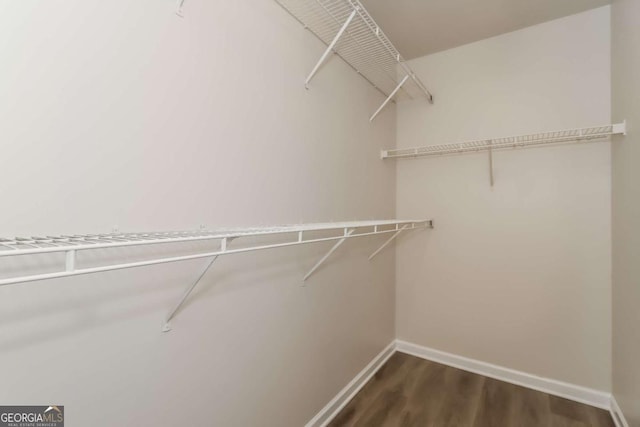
(162, 255), (219, 332)
(369, 225), (408, 260)
(304, 228), (355, 281)
(65, 250), (76, 272)
(488, 140), (494, 187)
(369, 75), (410, 122)
(305, 9), (357, 89)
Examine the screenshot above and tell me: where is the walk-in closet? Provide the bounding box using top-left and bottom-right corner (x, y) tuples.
(0, 0), (638, 426)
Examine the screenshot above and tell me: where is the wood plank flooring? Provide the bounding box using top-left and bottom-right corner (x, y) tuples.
(328, 352), (614, 427)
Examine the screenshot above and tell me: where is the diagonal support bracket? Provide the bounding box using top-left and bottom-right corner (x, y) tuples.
(369, 225), (408, 260)
(162, 255), (218, 332)
(176, 0), (185, 17)
(369, 74), (409, 122)
(305, 9), (357, 89)
(304, 229), (355, 281)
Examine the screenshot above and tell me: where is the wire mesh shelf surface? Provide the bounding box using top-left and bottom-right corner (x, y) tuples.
(382, 123), (626, 160)
(0, 220), (430, 257)
(0, 220), (433, 287)
(275, 0), (432, 102)
(0, 220), (434, 330)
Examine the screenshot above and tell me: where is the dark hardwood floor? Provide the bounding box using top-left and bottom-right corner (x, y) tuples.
(328, 352), (615, 427)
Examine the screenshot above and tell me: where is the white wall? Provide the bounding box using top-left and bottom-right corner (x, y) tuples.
(0, 1), (398, 425)
(395, 7), (612, 391)
(611, 0), (640, 424)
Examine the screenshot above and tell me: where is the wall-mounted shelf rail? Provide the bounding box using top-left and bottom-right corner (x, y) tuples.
(0, 220), (432, 331)
(382, 122), (626, 187)
(382, 122), (627, 160)
(274, 0), (434, 121)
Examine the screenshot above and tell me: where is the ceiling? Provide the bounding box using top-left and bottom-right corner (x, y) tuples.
(360, 0), (611, 59)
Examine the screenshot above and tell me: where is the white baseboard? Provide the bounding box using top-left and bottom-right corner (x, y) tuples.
(395, 340), (612, 410)
(307, 339), (614, 426)
(305, 341), (396, 427)
(610, 396), (630, 427)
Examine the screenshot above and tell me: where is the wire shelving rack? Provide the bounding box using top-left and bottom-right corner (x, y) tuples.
(382, 123), (627, 160)
(0, 220), (433, 331)
(274, 0), (433, 121)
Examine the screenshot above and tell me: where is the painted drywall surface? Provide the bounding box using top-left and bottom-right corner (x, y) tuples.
(612, 0), (640, 424)
(0, 1), (397, 426)
(395, 7), (612, 390)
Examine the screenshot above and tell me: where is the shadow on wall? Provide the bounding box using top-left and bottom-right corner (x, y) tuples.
(0, 235), (382, 353)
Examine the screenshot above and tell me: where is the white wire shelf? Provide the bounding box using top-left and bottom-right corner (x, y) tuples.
(274, 0), (433, 121)
(382, 122), (627, 160)
(0, 220), (429, 259)
(0, 220), (433, 331)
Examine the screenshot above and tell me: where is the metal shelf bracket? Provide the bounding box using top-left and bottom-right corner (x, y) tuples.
(370, 75), (409, 122)
(304, 228), (355, 281)
(162, 236), (238, 331)
(162, 255), (218, 332)
(369, 224), (408, 260)
(305, 9), (357, 89)
(176, 0), (185, 17)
